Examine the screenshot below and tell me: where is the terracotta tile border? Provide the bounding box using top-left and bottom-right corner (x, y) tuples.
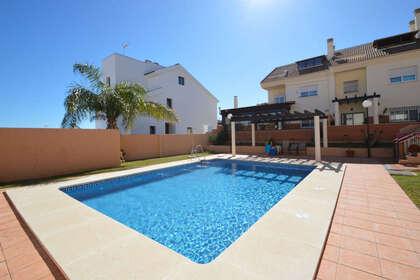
(315, 164), (420, 280)
(1, 192), (68, 280)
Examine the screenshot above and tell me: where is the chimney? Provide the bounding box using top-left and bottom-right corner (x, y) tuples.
(409, 20), (415, 32)
(415, 8), (420, 38)
(327, 38), (335, 58)
(234, 96), (238, 108)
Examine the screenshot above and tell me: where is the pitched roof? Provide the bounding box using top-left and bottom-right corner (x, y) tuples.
(145, 64), (219, 102)
(261, 31), (420, 85)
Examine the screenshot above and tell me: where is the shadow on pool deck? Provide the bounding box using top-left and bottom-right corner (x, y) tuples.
(222, 154), (352, 173)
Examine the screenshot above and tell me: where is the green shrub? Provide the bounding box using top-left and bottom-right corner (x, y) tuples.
(208, 129), (228, 145)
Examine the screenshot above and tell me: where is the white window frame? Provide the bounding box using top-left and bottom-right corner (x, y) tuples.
(274, 96), (285, 103)
(388, 66), (417, 84)
(389, 106), (420, 122)
(343, 80), (359, 94)
(299, 85), (318, 98)
(178, 76), (185, 86)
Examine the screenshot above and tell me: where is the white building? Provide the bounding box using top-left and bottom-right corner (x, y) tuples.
(96, 53), (218, 134)
(261, 8), (420, 127)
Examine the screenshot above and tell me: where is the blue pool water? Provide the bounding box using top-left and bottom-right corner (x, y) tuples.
(62, 159), (314, 264)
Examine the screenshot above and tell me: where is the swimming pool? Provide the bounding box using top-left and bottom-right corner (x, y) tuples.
(62, 159), (314, 264)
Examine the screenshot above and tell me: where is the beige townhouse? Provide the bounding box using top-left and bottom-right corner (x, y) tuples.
(261, 8), (420, 127)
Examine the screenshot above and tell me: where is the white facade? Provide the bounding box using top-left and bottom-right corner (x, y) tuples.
(263, 49), (420, 126)
(283, 72), (332, 114)
(366, 52), (420, 118)
(96, 54), (218, 134)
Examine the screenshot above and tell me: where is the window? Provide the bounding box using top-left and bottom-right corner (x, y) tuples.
(149, 126), (156, 135)
(297, 57), (323, 70)
(389, 106), (420, 122)
(106, 76), (111, 86)
(403, 74), (416, 81)
(343, 80), (359, 94)
(301, 119), (314, 128)
(299, 85), (318, 98)
(187, 127), (193, 134)
(389, 66), (417, 84)
(166, 98), (172, 108)
(165, 123), (175, 134)
(178, 76), (185, 85)
(390, 77), (402, 83)
(341, 112), (365, 126)
(274, 96), (285, 103)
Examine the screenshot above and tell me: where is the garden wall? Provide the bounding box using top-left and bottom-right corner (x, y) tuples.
(207, 145), (265, 155)
(120, 134), (209, 161)
(0, 128), (121, 183)
(306, 147), (394, 158)
(234, 122), (420, 144)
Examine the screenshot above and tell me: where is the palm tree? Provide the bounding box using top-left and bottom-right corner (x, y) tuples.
(61, 63), (178, 130)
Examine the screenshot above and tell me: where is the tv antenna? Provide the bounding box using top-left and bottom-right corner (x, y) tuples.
(121, 42), (129, 54)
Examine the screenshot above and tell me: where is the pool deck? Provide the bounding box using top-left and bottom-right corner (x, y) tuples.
(4, 155), (343, 279)
(316, 164), (420, 280)
(2, 155), (418, 279)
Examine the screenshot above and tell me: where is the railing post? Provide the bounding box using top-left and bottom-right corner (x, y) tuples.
(314, 116), (321, 161)
(251, 123), (255, 147)
(231, 122), (236, 157)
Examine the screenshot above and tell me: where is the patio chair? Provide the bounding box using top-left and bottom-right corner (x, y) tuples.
(288, 143), (298, 155)
(297, 143), (306, 155)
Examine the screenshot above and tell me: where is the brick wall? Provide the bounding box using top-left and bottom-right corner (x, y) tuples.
(236, 129), (313, 144)
(306, 147), (393, 158)
(207, 145), (265, 155)
(231, 122), (420, 144)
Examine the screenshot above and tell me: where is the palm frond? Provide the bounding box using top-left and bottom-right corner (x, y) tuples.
(139, 101), (179, 122)
(114, 81), (179, 130)
(61, 86), (99, 128)
(73, 63), (103, 92)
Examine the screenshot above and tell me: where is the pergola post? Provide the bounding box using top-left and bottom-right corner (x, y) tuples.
(231, 121), (236, 157)
(314, 116), (321, 161)
(322, 118), (328, 148)
(334, 102), (340, 126)
(373, 97), (379, 124)
(251, 123), (255, 147)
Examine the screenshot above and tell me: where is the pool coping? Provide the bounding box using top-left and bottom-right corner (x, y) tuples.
(6, 154), (345, 279)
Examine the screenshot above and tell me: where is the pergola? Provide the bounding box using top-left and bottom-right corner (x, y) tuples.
(332, 92), (381, 125)
(221, 103), (328, 161)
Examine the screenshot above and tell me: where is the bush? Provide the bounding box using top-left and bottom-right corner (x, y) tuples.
(408, 144), (420, 155)
(208, 129), (228, 145)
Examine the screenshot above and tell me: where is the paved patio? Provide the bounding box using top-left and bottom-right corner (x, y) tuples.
(1, 161), (419, 279)
(316, 164), (420, 280)
(0, 192), (65, 280)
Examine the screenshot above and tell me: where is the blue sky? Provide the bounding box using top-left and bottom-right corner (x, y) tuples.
(0, 0), (419, 128)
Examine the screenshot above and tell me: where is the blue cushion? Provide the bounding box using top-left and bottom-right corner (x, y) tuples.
(264, 144), (272, 154)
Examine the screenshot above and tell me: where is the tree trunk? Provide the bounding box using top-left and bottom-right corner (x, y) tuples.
(107, 117), (118, 129)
